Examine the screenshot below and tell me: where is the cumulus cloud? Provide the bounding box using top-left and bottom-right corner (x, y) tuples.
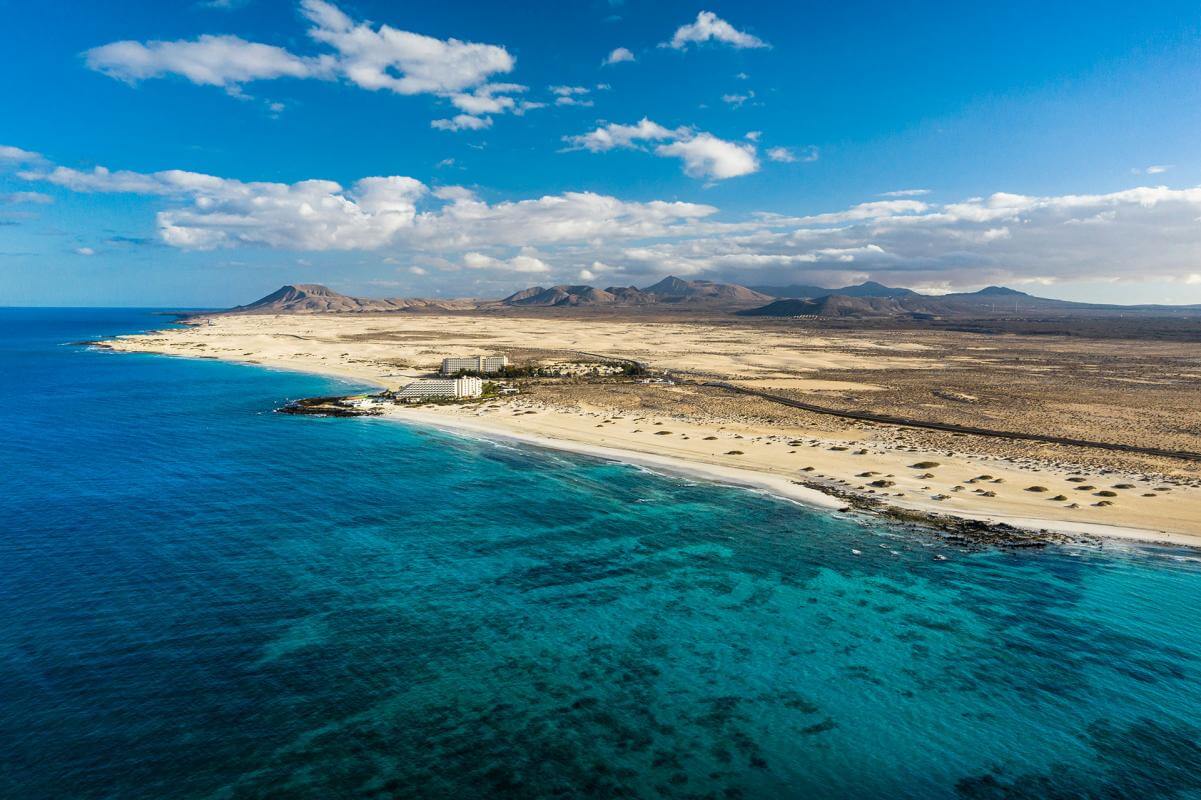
(464, 251), (551, 273)
(721, 91), (753, 108)
(18, 156), (716, 263)
(84, 35), (329, 88)
(664, 11), (768, 50)
(550, 85), (593, 107)
(564, 119), (758, 180)
(20, 151), (1201, 291)
(563, 118), (682, 152)
(654, 134), (758, 180)
(299, 0), (512, 94)
(2, 191), (53, 204)
(765, 145), (817, 164)
(84, 1), (521, 124)
(445, 82), (526, 115)
(0, 145), (42, 163)
(611, 186), (1201, 288)
(431, 114), (492, 132)
(603, 47), (635, 65)
(24, 163), (427, 249)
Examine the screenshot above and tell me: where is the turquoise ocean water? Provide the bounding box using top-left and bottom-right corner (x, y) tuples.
(2, 308), (1200, 799)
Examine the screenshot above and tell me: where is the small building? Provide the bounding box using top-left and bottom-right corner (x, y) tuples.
(396, 376), (483, 402)
(441, 355), (508, 375)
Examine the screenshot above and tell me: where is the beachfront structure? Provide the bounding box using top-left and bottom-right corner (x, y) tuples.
(441, 355), (508, 375)
(396, 376), (483, 402)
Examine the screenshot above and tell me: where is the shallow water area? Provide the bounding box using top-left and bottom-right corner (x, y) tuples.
(2, 309), (1200, 799)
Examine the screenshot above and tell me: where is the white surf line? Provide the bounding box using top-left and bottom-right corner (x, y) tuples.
(381, 407), (845, 513)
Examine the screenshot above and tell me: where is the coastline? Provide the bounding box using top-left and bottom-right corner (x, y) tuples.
(382, 405), (845, 512)
(382, 405), (1197, 549)
(97, 316), (1201, 550)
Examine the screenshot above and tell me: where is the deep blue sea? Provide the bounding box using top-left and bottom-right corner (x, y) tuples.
(2, 308), (1201, 799)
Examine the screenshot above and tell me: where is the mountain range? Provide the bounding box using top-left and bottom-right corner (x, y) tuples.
(498, 277), (772, 307)
(224, 278), (1201, 319)
(227, 284), (475, 314)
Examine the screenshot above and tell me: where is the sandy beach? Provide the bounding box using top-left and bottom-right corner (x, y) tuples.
(102, 311), (1201, 547)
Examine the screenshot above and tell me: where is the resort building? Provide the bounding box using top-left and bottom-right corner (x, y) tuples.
(440, 355), (508, 375)
(396, 376), (483, 402)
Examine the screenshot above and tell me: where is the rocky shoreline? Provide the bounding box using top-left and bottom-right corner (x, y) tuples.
(277, 395), (381, 418)
(798, 479), (1095, 549)
(277, 391), (1095, 550)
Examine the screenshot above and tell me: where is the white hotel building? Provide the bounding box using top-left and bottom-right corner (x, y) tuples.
(396, 376), (483, 402)
(441, 355), (508, 375)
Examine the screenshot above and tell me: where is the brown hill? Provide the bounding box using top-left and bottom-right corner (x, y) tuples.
(501, 285), (618, 307)
(736, 295), (915, 318)
(500, 276), (770, 308)
(226, 284), (473, 314)
(642, 276), (772, 303)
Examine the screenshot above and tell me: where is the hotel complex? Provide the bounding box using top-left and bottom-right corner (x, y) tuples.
(396, 376), (483, 402)
(441, 355), (508, 375)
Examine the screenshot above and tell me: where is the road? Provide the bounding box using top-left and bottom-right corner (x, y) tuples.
(701, 381), (1201, 463)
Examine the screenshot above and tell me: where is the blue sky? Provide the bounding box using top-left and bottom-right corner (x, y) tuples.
(3, 0), (1201, 306)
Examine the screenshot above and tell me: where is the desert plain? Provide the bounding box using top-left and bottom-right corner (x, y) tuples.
(104, 310), (1201, 546)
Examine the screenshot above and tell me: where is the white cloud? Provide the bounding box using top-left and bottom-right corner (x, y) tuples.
(654, 133), (759, 180)
(550, 85), (593, 107)
(463, 251), (551, 273)
(610, 186), (1201, 288)
(563, 118), (682, 152)
(565, 119), (759, 180)
(664, 11), (768, 50)
(881, 188), (930, 197)
(603, 47), (635, 65)
(24, 164), (427, 250)
(2, 191), (53, 204)
(19, 156), (716, 260)
(765, 145), (817, 164)
(84, 35), (329, 89)
(510, 254), (552, 272)
(25, 151), (1201, 291)
(74, 247), (96, 256)
(446, 82), (526, 115)
(84, 1), (520, 122)
(721, 91), (753, 108)
(1140, 165), (1172, 175)
(425, 190), (717, 248)
(431, 114), (492, 132)
(0, 145), (42, 163)
(299, 0), (513, 95)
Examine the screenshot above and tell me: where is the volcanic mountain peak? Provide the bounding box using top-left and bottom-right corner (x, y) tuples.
(227, 284), (472, 314)
(737, 295), (913, 318)
(499, 276), (770, 307)
(969, 285), (1030, 297)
